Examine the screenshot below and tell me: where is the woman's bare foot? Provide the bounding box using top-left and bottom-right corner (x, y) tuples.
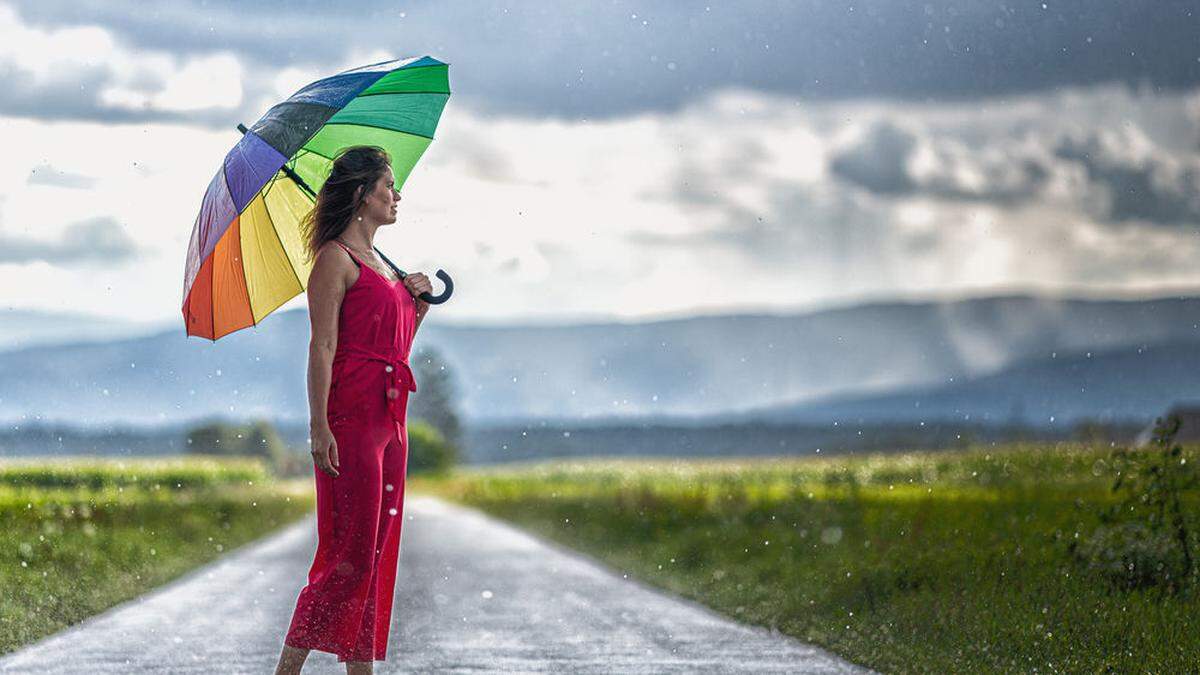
(274, 644), (310, 674)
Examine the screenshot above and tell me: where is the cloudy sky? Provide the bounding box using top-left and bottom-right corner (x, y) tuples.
(2, 0), (1200, 327)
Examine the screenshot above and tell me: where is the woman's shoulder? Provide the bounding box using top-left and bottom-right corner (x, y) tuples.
(318, 238), (348, 256)
(315, 239), (358, 265)
(311, 240), (360, 291)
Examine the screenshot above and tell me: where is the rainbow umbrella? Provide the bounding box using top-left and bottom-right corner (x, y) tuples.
(182, 55), (453, 341)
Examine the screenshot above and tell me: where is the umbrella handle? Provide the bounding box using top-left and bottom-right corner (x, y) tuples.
(372, 245), (453, 305)
(418, 269), (454, 304)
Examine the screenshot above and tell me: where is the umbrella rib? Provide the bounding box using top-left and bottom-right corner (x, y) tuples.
(213, 164), (240, 341)
(281, 163), (317, 198)
(239, 123), (319, 198)
(295, 147), (336, 163)
(354, 90), (453, 98)
(320, 121), (436, 141)
(340, 57), (437, 75)
(262, 179), (309, 294)
(289, 147), (336, 175)
(352, 63), (444, 77)
(262, 170), (316, 202)
(283, 148), (335, 198)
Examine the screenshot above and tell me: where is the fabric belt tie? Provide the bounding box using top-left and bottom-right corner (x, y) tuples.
(332, 344), (417, 425)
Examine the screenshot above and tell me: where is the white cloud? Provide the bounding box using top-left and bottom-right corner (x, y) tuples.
(105, 52), (243, 112)
(3, 74), (1200, 326)
(0, 4), (243, 115)
(0, 4), (116, 82)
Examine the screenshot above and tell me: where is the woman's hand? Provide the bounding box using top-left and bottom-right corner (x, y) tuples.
(403, 272), (433, 303)
(309, 424), (340, 477)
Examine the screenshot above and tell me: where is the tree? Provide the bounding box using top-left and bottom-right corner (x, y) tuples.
(185, 417), (287, 469)
(409, 345), (464, 452)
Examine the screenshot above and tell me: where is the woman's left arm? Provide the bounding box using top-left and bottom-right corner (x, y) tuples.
(414, 299), (430, 334)
(405, 272), (433, 335)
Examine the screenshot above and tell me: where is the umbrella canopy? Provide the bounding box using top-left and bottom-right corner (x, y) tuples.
(182, 55), (451, 341)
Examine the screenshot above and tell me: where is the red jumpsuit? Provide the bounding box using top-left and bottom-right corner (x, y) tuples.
(284, 239), (419, 663)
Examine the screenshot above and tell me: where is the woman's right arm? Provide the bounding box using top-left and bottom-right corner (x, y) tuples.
(306, 245), (349, 476)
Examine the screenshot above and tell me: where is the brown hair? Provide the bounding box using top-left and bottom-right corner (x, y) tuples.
(301, 145), (392, 263)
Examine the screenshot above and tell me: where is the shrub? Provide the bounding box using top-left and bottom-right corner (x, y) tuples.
(184, 418), (288, 474)
(1070, 414), (1199, 593)
(1071, 521), (1185, 590)
(406, 420), (458, 475)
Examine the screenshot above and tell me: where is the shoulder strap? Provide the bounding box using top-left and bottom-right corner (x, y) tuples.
(373, 246), (407, 279)
(331, 239), (362, 268)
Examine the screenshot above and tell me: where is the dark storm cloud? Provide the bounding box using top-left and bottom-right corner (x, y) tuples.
(0, 217), (139, 264)
(5, 0), (1200, 125)
(0, 63), (246, 126)
(827, 116), (1200, 227)
(616, 80), (1200, 301)
(920, 145), (1049, 205)
(1054, 128), (1200, 226)
(828, 119), (1049, 204)
(828, 122), (919, 194)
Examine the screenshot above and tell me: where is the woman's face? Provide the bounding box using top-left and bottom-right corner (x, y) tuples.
(360, 165), (401, 224)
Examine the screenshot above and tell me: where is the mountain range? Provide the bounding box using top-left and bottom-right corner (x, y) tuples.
(2, 292), (1198, 429)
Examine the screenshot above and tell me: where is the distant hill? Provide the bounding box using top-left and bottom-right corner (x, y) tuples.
(2, 293), (1200, 428)
(0, 308), (169, 352)
(749, 339), (1200, 427)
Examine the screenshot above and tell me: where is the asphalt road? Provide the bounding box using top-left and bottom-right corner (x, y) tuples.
(0, 495), (875, 674)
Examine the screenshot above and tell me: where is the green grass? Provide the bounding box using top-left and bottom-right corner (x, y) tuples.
(411, 442), (1200, 673)
(0, 456), (315, 655)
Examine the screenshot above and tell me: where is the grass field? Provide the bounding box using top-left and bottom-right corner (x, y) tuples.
(411, 442), (1200, 673)
(0, 457), (314, 655)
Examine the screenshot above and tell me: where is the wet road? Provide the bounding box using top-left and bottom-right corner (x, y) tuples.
(0, 495), (874, 674)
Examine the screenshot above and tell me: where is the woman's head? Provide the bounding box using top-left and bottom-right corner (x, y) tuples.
(301, 145), (400, 261)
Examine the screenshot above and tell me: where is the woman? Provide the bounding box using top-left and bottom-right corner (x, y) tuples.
(274, 145), (433, 674)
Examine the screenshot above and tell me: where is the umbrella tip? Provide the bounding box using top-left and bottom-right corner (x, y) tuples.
(237, 123), (248, 135)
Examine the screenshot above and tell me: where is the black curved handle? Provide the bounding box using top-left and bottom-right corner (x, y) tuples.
(371, 245), (453, 305)
(418, 269), (454, 304)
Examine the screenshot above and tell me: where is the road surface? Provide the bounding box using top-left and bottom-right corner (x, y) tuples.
(0, 495), (874, 674)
